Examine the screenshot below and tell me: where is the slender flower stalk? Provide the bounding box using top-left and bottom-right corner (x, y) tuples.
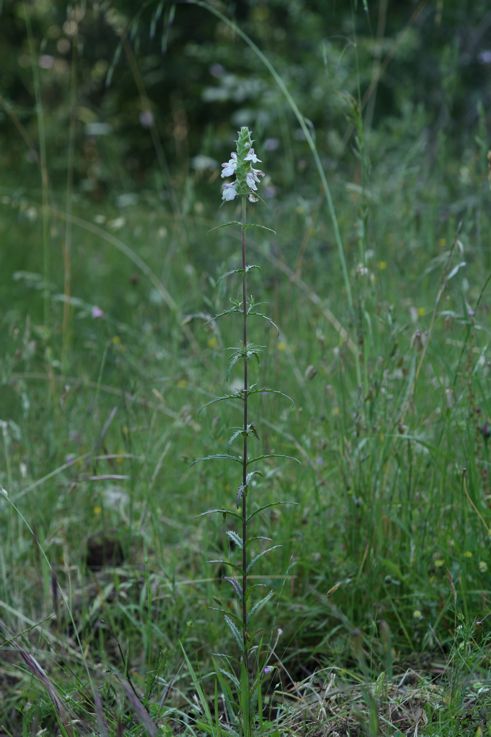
(220, 127), (264, 737)
(241, 193), (249, 658)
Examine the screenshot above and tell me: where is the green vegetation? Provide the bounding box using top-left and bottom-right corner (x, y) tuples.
(1, 1), (490, 735)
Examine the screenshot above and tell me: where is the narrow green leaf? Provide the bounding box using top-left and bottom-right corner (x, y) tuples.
(191, 453), (241, 466)
(227, 428), (244, 447)
(209, 220), (243, 232)
(247, 545), (282, 573)
(213, 666), (240, 727)
(248, 453), (300, 466)
(248, 311), (280, 334)
(198, 508), (241, 519)
(224, 615), (243, 651)
(226, 530), (243, 549)
(247, 500), (296, 523)
(199, 393), (242, 412)
(214, 306), (241, 321)
(210, 221), (275, 235)
(248, 387), (295, 405)
(217, 264), (260, 282)
(244, 223), (276, 234)
(180, 645), (213, 724)
(210, 607), (240, 621)
(249, 590), (274, 620)
(225, 576), (243, 600)
(214, 664), (240, 690)
(208, 559), (240, 571)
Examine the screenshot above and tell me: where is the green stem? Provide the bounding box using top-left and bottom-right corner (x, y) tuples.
(240, 195), (250, 734)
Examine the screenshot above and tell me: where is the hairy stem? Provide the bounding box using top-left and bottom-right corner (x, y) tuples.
(240, 195), (250, 734)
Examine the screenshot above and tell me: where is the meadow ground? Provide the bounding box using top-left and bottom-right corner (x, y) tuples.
(1, 5), (491, 736)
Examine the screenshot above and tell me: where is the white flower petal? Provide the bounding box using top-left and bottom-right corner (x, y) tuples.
(245, 149), (261, 164)
(221, 155), (237, 177)
(222, 182), (238, 201)
(248, 193), (259, 203)
(221, 162), (236, 177)
(246, 172), (258, 190)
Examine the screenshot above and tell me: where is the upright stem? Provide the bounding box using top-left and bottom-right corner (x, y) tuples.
(241, 195), (249, 658)
(240, 195), (251, 737)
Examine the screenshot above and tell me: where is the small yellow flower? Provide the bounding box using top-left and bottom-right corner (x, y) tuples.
(377, 260), (388, 271)
(93, 505), (102, 517)
(111, 335), (125, 351)
(417, 307), (426, 318)
(277, 340), (287, 352)
(177, 378), (188, 389)
(438, 238), (447, 249)
(463, 550), (473, 559)
(479, 561), (488, 573)
(434, 559), (445, 568)
(413, 610), (423, 620)
(207, 336), (218, 349)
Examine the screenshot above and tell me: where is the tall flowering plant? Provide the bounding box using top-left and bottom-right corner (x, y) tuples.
(194, 128), (294, 737)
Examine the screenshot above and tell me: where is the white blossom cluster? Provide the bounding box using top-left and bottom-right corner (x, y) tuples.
(220, 128), (264, 203)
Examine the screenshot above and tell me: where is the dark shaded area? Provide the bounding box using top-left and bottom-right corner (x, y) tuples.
(1, 0), (490, 195)
(85, 531), (125, 571)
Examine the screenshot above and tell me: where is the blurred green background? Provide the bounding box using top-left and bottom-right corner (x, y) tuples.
(1, 0), (490, 194)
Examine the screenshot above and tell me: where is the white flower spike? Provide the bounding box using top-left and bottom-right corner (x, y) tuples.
(220, 127), (264, 203)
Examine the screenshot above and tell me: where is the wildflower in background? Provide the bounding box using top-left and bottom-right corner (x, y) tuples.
(264, 137), (279, 151)
(38, 54), (55, 70)
(91, 305), (104, 319)
(139, 110), (154, 128)
(221, 127), (264, 203)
